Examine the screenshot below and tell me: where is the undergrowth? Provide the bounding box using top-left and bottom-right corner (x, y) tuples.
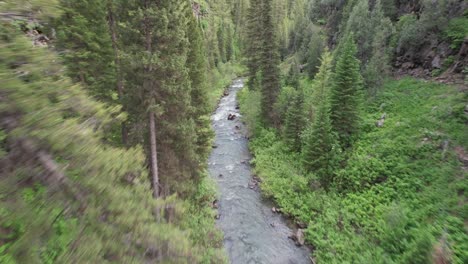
(239, 78), (468, 263)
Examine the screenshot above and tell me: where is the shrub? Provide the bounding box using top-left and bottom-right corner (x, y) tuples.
(444, 17), (468, 49)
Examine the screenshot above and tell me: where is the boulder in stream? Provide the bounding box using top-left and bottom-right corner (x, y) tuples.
(290, 229), (306, 247)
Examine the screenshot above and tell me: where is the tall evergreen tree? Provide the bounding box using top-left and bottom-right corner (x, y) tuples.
(186, 9), (214, 169)
(245, 0), (263, 90)
(217, 23), (227, 63)
(260, 0), (282, 126)
(121, 0), (199, 197)
(363, 0), (394, 97)
(56, 0), (116, 102)
(284, 88), (305, 152)
(302, 52), (338, 187)
(330, 36), (363, 148)
(106, 0), (129, 145)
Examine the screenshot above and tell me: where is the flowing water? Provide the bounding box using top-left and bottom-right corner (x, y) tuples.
(209, 79), (311, 264)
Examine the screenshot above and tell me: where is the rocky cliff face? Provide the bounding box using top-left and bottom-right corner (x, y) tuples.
(392, 0), (467, 83)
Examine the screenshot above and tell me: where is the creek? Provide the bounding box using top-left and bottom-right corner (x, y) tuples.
(209, 79), (311, 264)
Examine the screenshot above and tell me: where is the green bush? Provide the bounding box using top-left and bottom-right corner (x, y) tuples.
(444, 17), (468, 49)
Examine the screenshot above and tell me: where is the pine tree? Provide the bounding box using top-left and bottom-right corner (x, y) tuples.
(121, 0), (199, 197)
(302, 52), (338, 187)
(245, 0), (263, 89)
(217, 23), (227, 63)
(56, 0), (116, 102)
(260, 0), (282, 126)
(330, 36), (363, 148)
(363, 0), (394, 97)
(284, 89), (305, 152)
(186, 9), (214, 169)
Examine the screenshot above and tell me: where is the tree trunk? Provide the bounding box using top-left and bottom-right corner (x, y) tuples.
(106, 0), (128, 145)
(143, 0), (159, 198)
(149, 111), (160, 198)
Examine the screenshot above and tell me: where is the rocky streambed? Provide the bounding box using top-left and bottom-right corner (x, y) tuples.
(208, 79), (311, 264)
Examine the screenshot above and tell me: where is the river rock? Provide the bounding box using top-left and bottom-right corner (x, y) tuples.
(296, 229), (305, 246)
(376, 119), (385, 127)
(228, 114), (237, 121)
(297, 221), (307, 229)
(432, 55), (441, 69)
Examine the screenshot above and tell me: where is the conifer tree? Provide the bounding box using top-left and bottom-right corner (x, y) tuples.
(260, 0), (282, 126)
(363, 0), (394, 97)
(284, 89), (305, 152)
(186, 10), (213, 168)
(302, 52), (338, 187)
(217, 24), (227, 63)
(245, 0), (263, 89)
(330, 36), (363, 148)
(122, 0), (199, 197)
(56, 0), (116, 102)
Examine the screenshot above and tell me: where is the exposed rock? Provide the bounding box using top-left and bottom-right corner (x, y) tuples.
(212, 145), (218, 148)
(248, 177), (260, 190)
(454, 146), (468, 166)
(376, 119), (385, 128)
(432, 55), (441, 69)
(297, 222), (307, 229)
(218, 173), (223, 178)
(376, 113), (386, 128)
(289, 229), (306, 246)
(227, 114), (237, 121)
(441, 140), (450, 158)
(212, 199), (219, 209)
(296, 229), (305, 246)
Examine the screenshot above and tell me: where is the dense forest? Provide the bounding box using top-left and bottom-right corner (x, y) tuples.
(0, 0), (467, 263)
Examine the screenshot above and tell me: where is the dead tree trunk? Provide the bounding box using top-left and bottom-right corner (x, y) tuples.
(143, 0), (160, 198)
(149, 111), (160, 198)
(106, 0), (128, 145)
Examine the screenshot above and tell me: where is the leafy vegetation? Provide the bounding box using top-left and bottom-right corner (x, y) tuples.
(444, 17), (468, 49)
(240, 77), (468, 263)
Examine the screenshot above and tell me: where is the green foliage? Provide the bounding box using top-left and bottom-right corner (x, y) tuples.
(241, 76), (468, 263)
(330, 36), (363, 148)
(0, 13), (226, 263)
(0, 129), (6, 158)
(302, 52), (339, 186)
(444, 17), (468, 49)
(237, 87), (262, 135)
(55, 0), (116, 103)
(283, 89), (306, 152)
(256, 0), (282, 126)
